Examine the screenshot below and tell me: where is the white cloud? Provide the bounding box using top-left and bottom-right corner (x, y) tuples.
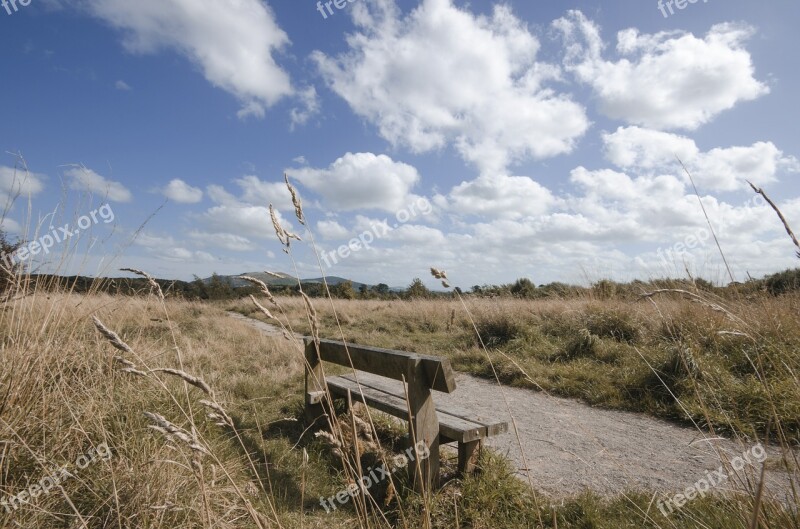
(200, 204), (276, 240)
(555, 11), (769, 130)
(603, 126), (698, 169)
(115, 79), (132, 90)
(0, 166), (45, 203)
(206, 184), (238, 206)
(0, 217), (21, 234)
(445, 174), (555, 219)
(316, 219), (349, 240)
(313, 0), (588, 174)
(290, 86), (321, 130)
(291, 152), (420, 212)
(602, 127), (799, 191)
(65, 166), (132, 202)
(189, 231), (253, 251)
(691, 142), (799, 191)
(82, 0), (292, 119)
(162, 178), (203, 203)
(133, 231), (216, 262)
(233, 175), (292, 208)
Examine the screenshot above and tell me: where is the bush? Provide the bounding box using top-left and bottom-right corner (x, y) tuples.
(764, 268), (800, 295)
(0, 229), (23, 298)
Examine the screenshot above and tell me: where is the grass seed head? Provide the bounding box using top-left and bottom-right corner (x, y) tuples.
(92, 316), (135, 354)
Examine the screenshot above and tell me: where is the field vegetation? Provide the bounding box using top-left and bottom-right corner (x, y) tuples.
(1, 176), (798, 528)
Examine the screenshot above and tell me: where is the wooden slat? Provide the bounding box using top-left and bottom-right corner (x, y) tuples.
(305, 338), (457, 393)
(340, 374), (508, 437)
(326, 375), (487, 443)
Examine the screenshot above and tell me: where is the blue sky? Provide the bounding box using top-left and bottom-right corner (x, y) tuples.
(1, 0), (798, 289)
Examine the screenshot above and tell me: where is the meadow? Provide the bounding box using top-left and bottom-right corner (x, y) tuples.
(0, 178), (798, 528)
(1, 277), (798, 528)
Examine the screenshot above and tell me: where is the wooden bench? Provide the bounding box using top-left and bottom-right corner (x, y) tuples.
(303, 338), (508, 489)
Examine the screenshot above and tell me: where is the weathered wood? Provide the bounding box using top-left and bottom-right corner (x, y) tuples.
(301, 337), (509, 488)
(303, 340), (326, 427)
(405, 358), (439, 491)
(306, 338), (457, 393)
(336, 373), (508, 437)
(458, 440), (481, 475)
(326, 375), (486, 442)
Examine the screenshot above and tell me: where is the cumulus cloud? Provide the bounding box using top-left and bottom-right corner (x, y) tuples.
(316, 219), (350, 240)
(161, 178), (203, 203)
(134, 231), (215, 262)
(81, 0), (292, 119)
(554, 11), (769, 130)
(291, 152), (421, 212)
(603, 126), (698, 169)
(691, 142), (799, 191)
(0, 166), (45, 204)
(445, 174), (555, 219)
(65, 166), (132, 202)
(0, 217), (21, 234)
(290, 86), (321, 130)
(313, 0), (588, 174)
(188, 231), (253, 251)
(603, 127), (799, 191)
(233, 175), (293, 208)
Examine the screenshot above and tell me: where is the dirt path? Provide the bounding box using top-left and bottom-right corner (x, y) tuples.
(229, 312), (797, 503)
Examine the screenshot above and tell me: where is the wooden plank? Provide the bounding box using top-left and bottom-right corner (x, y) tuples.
(339, 374), (508, 437)
(304, 341), (326, 427)
(305, 338), (457, 393)
(458, 440), (481, 475)
(405, 357), (440, 490)
(326, 376), (485, 443)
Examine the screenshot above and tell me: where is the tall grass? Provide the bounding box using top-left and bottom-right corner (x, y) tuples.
(0, 167), (797, 528)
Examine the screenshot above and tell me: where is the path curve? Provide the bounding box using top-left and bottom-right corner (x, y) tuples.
(229, 312), (797, 503)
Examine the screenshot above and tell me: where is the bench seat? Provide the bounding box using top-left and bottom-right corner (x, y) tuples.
(322, 372), (508, 474)
(304, 338), (509, 485)
(324, 373), (508, 443)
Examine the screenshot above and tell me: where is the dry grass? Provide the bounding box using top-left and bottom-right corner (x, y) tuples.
(1, 172), (798, 528)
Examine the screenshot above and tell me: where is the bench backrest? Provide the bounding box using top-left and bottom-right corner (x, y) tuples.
(305, 338), (456, 393)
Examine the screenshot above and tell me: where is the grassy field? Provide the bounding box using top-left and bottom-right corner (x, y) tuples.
(2, 277), (798, 528)
(230, 291), (800, 445)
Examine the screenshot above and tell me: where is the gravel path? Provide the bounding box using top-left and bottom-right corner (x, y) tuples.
(229, 312), (797, 503)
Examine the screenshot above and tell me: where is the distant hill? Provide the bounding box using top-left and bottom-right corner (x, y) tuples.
(203, 272), (371, 291)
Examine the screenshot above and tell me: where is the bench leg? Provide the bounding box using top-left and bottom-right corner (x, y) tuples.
(304, 340), (327, 430)
(304, 397), (327, 429)
(405, 361), (440, 491)
(458, 440), (481, 475)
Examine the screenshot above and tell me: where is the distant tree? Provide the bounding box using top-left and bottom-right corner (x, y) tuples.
(471, 285), (483, 295)
(302, 283), (324, 297)
(206, 273), (234, 300)
(373, 283), (390, 296)
(331, 280), (356, 299)
(510, 277), (536, 298)
(189, 275), (209, 300)
(592, 279), (618, 300)
(0, 229), (23, 298)
(406, 278), (431, 299)
(765, 268), (800, 295)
